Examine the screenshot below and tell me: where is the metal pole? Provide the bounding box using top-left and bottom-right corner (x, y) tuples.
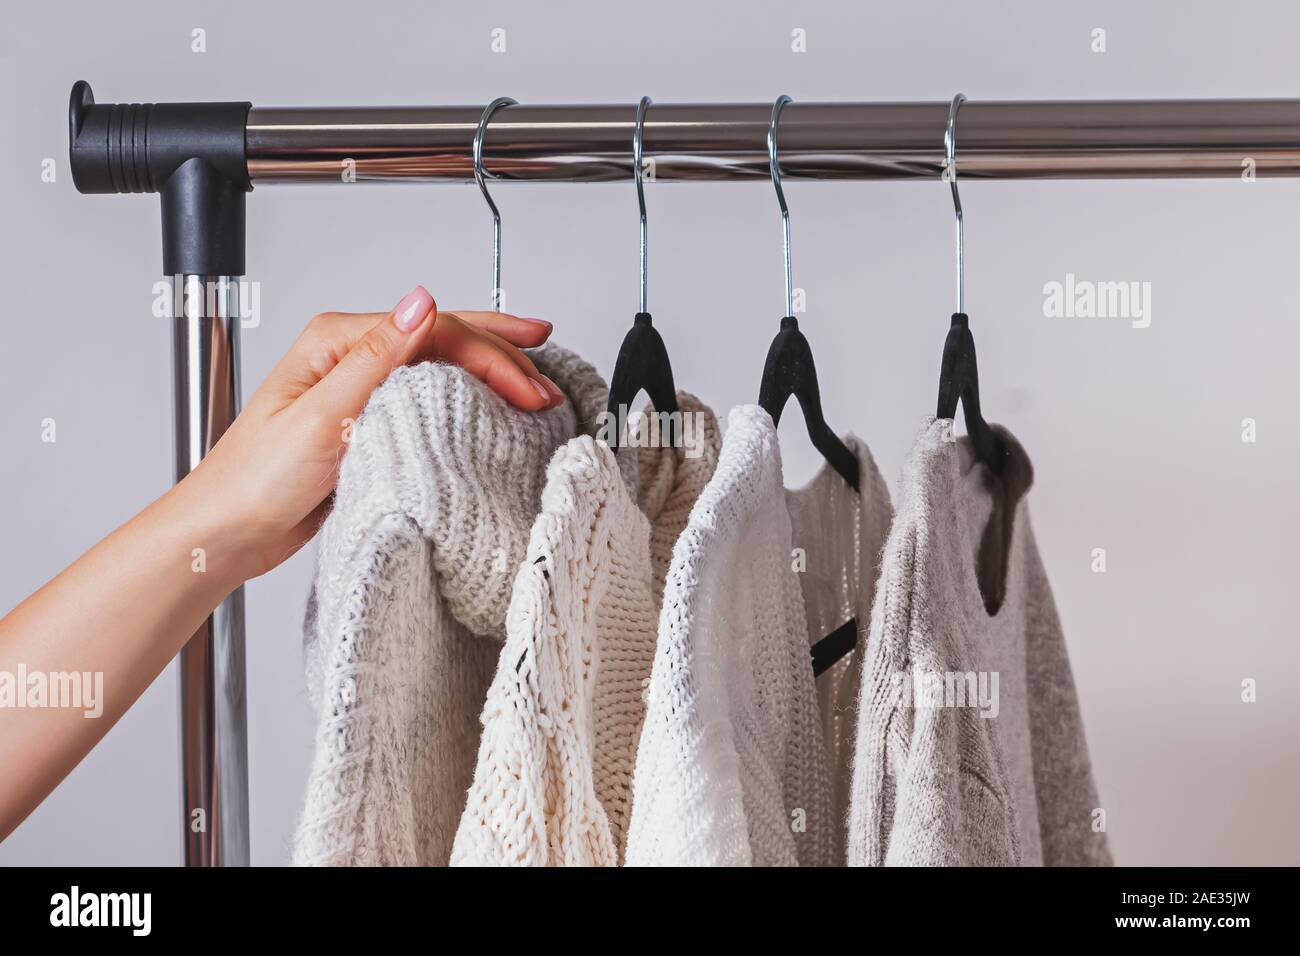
(173, 276), (249, 867)
(244, 99), (1300, 184)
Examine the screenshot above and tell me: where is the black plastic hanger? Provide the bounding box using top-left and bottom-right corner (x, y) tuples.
(759, 317), (859, 492)
(608, 314), (678, 450)
(758, 95), (862, 678)
(937, 94), (1007, 474)
(757, 95), (859, 492)
(936, 313), (1005, 471)
(605, 96), (678, 452)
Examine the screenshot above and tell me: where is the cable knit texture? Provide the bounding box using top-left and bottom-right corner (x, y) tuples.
(451, 396), (720, 866)
(847, 417), (1112, 866)
(624, 405), (892, 866)
(293, 344), (631, 866)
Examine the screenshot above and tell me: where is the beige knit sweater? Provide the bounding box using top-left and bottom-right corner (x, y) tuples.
(848, 418), (1111, 866)
(451, 397), (720, 866)
(293, 345), (631, 866)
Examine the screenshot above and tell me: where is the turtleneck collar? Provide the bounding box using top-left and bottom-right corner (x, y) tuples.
(324, 342), (617, 639)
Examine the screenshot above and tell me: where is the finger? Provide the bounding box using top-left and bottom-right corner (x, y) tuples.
(297, 286), (439, 425)
(255, 311), (386, 409)
(456, 323), (566, 407)
(436, 316), (540, 379)
(259, 308), (551, 410)
(294, 312), (388, 374)
(444, 311), (553, 348)
(428, 314), (558, 410)
(295, 310), (550, 375)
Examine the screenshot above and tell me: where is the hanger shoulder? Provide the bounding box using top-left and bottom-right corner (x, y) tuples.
(606, 312), (678, 451)
(935, 313), (971, 420)
(758, 316), (859, 491)
(935, 312), (1007, 473)
(808, 413), (861, 492)
(757, 316), (805, 424)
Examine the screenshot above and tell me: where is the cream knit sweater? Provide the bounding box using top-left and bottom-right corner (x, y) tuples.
(625, 405), (892, 866)
(293, 345), (631, 866)
(452, 396), (720, 866)
(848, 418), (1112, 866)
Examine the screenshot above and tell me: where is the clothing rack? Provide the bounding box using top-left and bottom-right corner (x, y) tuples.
(241, 99), (1300, 182)
(65, 82), (1300, 867)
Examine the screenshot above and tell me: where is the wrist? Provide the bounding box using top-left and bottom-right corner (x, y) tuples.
(154, 469), (264, 595)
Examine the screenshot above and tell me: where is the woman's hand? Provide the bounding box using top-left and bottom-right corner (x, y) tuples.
(0, 286), (559, 839)
(187, 286), (561, 582)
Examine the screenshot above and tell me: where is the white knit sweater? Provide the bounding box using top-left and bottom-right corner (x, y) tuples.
(293, 345), (629, 866)
(848, 418), (1111, 866)
(451, 396), (720, 866)
(624, 405), (892, 866)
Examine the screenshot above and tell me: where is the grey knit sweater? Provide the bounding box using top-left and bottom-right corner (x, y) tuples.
(848, 418), (1111, 866)
(293, 344), (632, 866)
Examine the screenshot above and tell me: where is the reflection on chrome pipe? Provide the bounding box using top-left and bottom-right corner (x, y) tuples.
(245, 99), (1300, 184)
(173, 275), (249, 867)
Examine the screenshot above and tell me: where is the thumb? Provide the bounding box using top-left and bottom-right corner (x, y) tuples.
(298, 286), (436, 424)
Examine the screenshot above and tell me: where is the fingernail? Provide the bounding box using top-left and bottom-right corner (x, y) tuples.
(529, 378), (552, 404)
(519, 317), (552, 329)
(540, 375), (564, 403)
(393, 285), (435, 331)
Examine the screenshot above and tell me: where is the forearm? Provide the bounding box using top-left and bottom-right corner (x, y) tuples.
(0, 290), (555, 842)
(0, 473), (250, 838)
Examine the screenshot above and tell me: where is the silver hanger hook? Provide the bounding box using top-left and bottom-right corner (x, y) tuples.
(633, 96), (652, 314)
(945, 93), (966, 315)
(768, 94), (794, 318)
(474, 96), (517, 310)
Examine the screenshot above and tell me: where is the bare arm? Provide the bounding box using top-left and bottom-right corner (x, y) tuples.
(0, 286), (562, 839)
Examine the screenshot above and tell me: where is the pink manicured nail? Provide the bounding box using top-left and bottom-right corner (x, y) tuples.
(393, 286), (435, 331)
(540, 375), (564, 402)
(519, 317), (552, 328)
(529, 378), (552, 404)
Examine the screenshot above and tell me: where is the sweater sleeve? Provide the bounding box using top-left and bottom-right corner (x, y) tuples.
(624, 523), (754, 867)
(294, 516), (426, 865)
(451, 439), (630, 867)
(294, 514), (498, 866)
(848, 521), (914, 866)
(849, 520), (1022, 867)
(1022, 531), (1114, 866)
(881, 690), (1023, 866)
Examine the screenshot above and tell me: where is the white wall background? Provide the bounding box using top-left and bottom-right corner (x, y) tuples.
(1, 0), (1298, 865)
